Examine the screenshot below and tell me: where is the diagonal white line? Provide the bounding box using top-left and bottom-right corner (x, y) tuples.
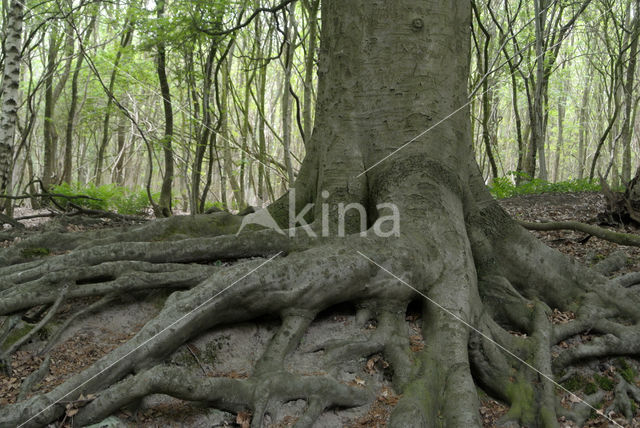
(356, 103), (469, 178)
(356, 250), (623, 428)
(17, 251), (283, 427)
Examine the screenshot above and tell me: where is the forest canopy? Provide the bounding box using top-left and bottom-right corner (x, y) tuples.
(0, 0), (638, 213)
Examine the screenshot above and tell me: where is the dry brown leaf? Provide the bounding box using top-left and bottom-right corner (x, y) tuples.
(236, 411), (251, 428)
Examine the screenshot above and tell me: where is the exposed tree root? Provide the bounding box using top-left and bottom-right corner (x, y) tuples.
(0, 211), (257, 267)
(520, 219), (640, 247)
(1, 283), (67, 370)
(1, 186), (639, 428)
(610, 376), (640, 420)
(38, 294), (117, 356)
(17, 356), (50, 402)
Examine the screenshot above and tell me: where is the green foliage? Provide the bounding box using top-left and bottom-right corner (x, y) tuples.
(489, 172), (601, 199)
(20, 247), (50, 259)
(593, 374), (614, 391)
(616, 358), (637, 384)
(51, 183), (157, 215)
(562, 374), (589, 392)
(2, 324), (34, 350)
(203, 201), (225, 212)
(583, 382), (598, 395)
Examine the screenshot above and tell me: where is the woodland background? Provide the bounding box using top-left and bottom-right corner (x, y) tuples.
(1, 0), (638, 216)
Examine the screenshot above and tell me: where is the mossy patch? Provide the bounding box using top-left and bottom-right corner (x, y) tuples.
(562, 374), (589, 392)
(2, 324), (35, 350)
(204, 335), (231, 364)
(20, 247), (50, 258)
(616, 358), (637, 384)
(583, 382), (598, 395)
(505, 377), (536, 424)
(593, 374), (614, 391)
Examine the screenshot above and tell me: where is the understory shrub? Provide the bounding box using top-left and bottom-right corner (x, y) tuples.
(489, 172), (602, 199)
(50, 183), (157, 215)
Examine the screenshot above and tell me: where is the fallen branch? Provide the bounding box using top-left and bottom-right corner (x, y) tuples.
(39, 294), (117, 356)
(17, 356), (50, 401)
(0, 193), (102, 202)
(14, 212), (58, 221)
(613, 271), (640, 288)
(67, 202), (147, 222)
(0, 212), (25, 229)
(519, 220), (640, 247)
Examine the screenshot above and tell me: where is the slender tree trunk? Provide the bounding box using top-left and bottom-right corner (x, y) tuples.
(302, 0), (319, 144)
(156, 0), (174, 217)
(220, 67), (241, 209)
(621, 0), (640, 184)
(577, 70), (592, 180)
(95, 16), (134, 186)
(281, 3), (296, 185)
(0, 0), (24, 208)
(113, 109), (128, 186)
(191, 40), (217, 214)
(63, 14), (97, 184)
(525, 0), (548, 181)
(42, 31), (61, 190)
(553, 73), (568, 182)
(472, 1), (498, 181)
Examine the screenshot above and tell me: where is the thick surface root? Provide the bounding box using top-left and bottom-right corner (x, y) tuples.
(1, 186), (640, 427)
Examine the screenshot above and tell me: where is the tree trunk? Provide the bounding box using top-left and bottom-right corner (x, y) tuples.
(42, 31), (61, 190)
(281, 3), (296, 185)
(577, 69), (592, 180)
(472, 1), (499, 181)
(524, 0), (548, 181)
(113, 109), (128, 186)
(553, 70), (568, 182)
(63, 14), (97, 184)
(95, 15), (134, 186)
(2, 2), (637, 428)
(621, 0), (640, 185)
(156, 0), (174, 217)
(302, 0), (319, 144)
(0, 0), (24, 205)
(190, 39), (217, 214)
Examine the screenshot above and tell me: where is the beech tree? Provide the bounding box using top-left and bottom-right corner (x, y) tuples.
(2, 1), (640, 428)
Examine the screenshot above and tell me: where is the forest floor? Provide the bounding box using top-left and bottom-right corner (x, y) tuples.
(0, 192), (639, 427)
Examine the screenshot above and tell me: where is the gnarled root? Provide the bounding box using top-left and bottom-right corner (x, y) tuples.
(2, 185), (639, 427)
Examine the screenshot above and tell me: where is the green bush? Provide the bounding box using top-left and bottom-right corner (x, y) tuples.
(489, 172), (601, 199)
(50, 183), (156, 215)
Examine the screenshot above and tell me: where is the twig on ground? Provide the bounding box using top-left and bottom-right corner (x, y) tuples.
(519, 220), (640, 247)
